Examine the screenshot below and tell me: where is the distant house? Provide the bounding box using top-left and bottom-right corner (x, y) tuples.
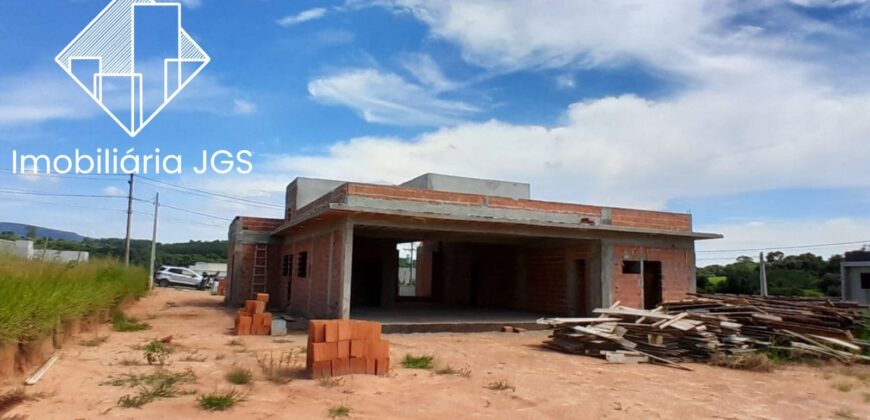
(0, 239), (89, 263)
(841, 250), (870, 304)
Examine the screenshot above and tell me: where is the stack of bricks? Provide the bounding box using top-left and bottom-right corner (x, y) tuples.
(307, 320), (390, 379)
(235, 293), (272, 336)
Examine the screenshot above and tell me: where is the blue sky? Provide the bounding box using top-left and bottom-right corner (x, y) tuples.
(1, 0), (870, 265)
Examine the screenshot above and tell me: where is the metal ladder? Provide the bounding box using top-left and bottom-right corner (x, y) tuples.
(251, 244), (268, 296)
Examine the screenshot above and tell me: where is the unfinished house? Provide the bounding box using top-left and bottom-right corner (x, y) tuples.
(226, 174), (721, 329)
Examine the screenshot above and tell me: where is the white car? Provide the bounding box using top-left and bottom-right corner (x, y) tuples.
(154, 266), (205, 289)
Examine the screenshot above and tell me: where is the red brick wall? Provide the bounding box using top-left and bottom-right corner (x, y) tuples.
(525, 248), (570, 315)
(280, 227), (346, 318)
(609, 208), (691, 232)
(343, 182), (692, 233)
(610, 245), (693, 308)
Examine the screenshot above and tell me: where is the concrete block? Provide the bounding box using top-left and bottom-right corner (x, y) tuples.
(271, 319), (287, 336)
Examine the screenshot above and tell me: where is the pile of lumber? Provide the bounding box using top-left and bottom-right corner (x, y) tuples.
(306, 320), (390, 379)
(540, 294), (870, 369)
(235, 293), (272, 336)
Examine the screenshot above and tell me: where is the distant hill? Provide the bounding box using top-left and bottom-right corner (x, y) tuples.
(0, 223), (84, 242)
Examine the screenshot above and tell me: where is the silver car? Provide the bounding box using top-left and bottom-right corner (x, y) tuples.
(154, 266), (205, 289)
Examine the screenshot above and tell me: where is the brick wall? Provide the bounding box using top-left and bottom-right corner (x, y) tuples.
(610, 244), (693, 308)
(279, 227), (346, 318)
(525, 248), (570, 315)
(225, 217), (283, 307)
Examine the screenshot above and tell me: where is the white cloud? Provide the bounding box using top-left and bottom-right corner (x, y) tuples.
(232, 99), (257, 115)
(102, 186), (125, 197)
(268, 68), (870, 210)
(307, 68), (479, 126)
(555, 74), (575, 89)
(0, 72), (99, 126)
(401, 54), (457, 92)
(277, 8), (329, 27)
(696, 218), (870, 266)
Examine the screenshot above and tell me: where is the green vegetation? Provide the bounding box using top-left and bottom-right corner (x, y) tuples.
(832, 382), (854, 392)
(486, 380), (516, 392)
(225, 367), (253, 385)
(0, 256), (148, 344)
(107, 369), (196, 408)
(197, 389), (244, 411)
(327, 404), (352, 418)
(401, 354), (435, 370)
(112, 310), (150, 332)
(143, 340), (172, 365)
(697, 250), (854, 296)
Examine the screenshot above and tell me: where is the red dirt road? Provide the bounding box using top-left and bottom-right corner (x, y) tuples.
(2, 288), (869, 419)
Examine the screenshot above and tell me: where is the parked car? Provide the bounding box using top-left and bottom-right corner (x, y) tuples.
(154, 266), (207, 289)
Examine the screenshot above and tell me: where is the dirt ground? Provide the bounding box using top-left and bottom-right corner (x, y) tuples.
(2, 288), (869, 420)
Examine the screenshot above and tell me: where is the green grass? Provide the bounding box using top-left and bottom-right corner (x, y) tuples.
(143, 340), (171, 365)
(0, 256), (148, 344)
(197, 389), (245, 411)
(318, 377), (344, 388)
(256, 351), (300, 384)
(225, 367), (253, 385)
(328, 404), (351, 418)
(112, 310), (150, 332)
(109, 369), (197, 408)
(401, 354), (435, 370)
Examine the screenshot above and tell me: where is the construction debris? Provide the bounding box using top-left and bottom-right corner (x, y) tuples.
(539, 294), (870, 369)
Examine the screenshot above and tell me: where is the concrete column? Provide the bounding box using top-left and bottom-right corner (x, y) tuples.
(600, 240), (613, 307)
(339, 220), (354, 319)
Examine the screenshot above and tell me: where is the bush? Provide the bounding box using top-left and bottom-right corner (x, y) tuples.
(225, 367), (253, 385)
(0, 256), (148, 343)
(709, 352), (774, 372)
(112, 311), (150, 332)
(401, 354), (434, 370)
(198, 389), (244, 411)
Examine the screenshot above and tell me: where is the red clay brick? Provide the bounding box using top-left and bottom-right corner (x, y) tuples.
(252, 314), (266, 335)
(311, 360), (332, 379)
(350, 320), (367, 340)
(311, 342), (333, 362)
(309, 320), (327, 343)
(350, 358), (367, 375)
(337, 320), (352, 341)
(337, 340), (350, 359)
(324, 321), (339, 342)
(332, 358), (350, 376)
(375, 357), (390, 375)
(350, 340), (365, 358)
(256, 293), (269, 303)
(368, 340), (390, 359)
(237, 315), (252, 336)
(244, 300), (257, 314)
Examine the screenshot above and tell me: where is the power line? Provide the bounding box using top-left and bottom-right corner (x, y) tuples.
(697, 239), (870, 253)
(158, 203), (233, 221)
(137, 175), (283, 209)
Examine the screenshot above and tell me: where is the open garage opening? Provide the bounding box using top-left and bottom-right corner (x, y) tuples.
(349, 226), (598, 331)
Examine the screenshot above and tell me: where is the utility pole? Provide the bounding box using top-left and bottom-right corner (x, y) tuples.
(124, 174), (134, 266)
(759, 251), (768, 296)
(148, 193), (159, 289)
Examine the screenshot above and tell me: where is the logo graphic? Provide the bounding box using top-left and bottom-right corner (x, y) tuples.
(56, 0), (210, 137)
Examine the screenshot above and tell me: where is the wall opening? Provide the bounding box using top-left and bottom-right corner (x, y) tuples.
(643, 260), (663, 309)
(574, 259), (587, 315)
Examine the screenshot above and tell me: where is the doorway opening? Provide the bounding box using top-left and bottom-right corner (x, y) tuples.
(643, 261), (662, 309)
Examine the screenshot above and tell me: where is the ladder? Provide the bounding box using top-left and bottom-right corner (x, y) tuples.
(251, 244), (268, 297)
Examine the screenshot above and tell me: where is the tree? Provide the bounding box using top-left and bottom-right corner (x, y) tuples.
(765, 251), (784, 263)
(25, 225), (37, 239)
(736, 255), (755, 264)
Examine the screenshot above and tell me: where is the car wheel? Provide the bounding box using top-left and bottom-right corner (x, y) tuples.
(157, 279), (169, 288)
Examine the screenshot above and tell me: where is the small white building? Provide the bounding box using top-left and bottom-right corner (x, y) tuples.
(0, 239), (89, 263)
(188, 262), (227, 277)
(841, 260), (870, 305)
